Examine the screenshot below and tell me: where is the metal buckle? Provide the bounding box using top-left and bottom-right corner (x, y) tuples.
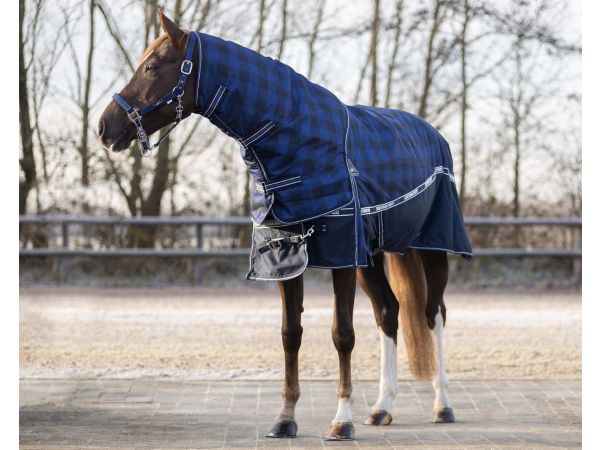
(180, 60), (193, 75)
(128, 109), (141, 122)
(267, 240), (282, 250)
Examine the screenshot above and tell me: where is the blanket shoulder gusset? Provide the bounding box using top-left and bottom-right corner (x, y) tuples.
(197, 33), (353, 225)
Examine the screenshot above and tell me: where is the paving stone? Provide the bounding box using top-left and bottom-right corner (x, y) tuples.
(20, 379), (581, 449)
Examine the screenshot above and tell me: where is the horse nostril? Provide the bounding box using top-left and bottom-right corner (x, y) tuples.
(98, 119), (105, 137)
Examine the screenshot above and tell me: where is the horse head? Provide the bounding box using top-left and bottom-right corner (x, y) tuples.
(98, 10), (197, 153)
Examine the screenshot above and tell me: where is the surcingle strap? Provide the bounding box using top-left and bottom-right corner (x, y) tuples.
(257, 226), (314, 254)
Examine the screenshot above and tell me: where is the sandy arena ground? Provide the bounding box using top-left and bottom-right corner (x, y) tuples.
(20, 287), (581, 380)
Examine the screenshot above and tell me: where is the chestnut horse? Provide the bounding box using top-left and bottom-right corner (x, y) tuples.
(99, 11), (455, 441)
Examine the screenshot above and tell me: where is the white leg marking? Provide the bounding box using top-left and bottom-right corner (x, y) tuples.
(433, 307), (450, 410)
(278, 402), (295, 420)
(372, 327), (398, 413)
(333, 397), (353, 423)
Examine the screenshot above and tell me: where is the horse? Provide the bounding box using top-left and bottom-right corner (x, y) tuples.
(98, 10), (471, 441)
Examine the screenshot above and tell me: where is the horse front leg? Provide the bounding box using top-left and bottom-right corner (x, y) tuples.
(266, 274), (304, 438)
(326, 268), (357, 441)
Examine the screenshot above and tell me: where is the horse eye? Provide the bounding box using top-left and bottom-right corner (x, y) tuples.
(145, 64), (157, 73)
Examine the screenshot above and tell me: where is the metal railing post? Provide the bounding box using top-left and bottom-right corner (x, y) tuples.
(59, 221), (71, 283)
(573, 227), (582, 287)
(193, 224), (205, 285)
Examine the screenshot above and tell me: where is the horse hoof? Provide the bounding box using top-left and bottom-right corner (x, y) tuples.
(364, 409), (393, 426)
(266, 419), (297, 438)
(432, 407), (455, 423)
(325, 421), (355, 440)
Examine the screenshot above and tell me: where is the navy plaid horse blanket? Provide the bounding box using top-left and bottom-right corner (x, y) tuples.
(193, 32), (472, 280)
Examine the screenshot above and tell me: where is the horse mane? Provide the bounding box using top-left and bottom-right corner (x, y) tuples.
(140, 34), (169, 63)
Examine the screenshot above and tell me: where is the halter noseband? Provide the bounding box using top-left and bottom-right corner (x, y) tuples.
(112, 32), (199, 157)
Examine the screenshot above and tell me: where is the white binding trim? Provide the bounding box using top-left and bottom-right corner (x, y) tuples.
(307, 263), (366, 269)
(407, 245), (473, 257)
(194, 32), (202, 109)
(378, 213), (384, 248)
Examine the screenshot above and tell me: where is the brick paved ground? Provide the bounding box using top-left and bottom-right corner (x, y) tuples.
(20, 378), (581, 449)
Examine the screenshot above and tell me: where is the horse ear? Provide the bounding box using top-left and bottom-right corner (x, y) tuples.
(158, 8), (185, 47)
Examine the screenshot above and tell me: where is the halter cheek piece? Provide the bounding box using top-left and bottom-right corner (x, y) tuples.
(112, 32), (199, 157)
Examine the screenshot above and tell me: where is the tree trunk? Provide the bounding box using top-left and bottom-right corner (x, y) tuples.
(307, 0), (325, 79)
(134, 136), (171, 247)
(125, 0), (169, 248)
(512, 41), (523, 220)
(418, 0), (443, 119)
(277, 0), (288, 60)
(513, 115), (521, 218)
(384, 0), (404, 108)
(79, 0), (96, 186)
(19, 0), (36, 215)
(368, 0), (381, 106)
(458, 0), (470, 205)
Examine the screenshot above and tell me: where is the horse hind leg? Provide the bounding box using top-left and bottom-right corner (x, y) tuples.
(266, 275), (304, 438)
(357, 252), (398, 426)
(420, 250), (455, 423)
(386, 250), (436, 381)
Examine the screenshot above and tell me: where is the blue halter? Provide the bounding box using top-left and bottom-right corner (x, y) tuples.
(112, 32), (199, 157)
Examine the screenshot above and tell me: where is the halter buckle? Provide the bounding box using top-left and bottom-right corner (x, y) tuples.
(128, 109), (141, 122)
(180, 60), (193, 75)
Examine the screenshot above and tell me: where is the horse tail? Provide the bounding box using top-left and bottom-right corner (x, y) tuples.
(385, 251), (436, 380)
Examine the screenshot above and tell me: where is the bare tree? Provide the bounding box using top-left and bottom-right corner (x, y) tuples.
(306, 0), (326, 79)
(277, 0), (288, 60)
(491, 0), (578, 218)
(368, 0), (381, 106)
(458, 0), (471, 204)
(78, 0), (96, 186)
(384, 0), (404, 108)
(19, 0), (36, 214)
(418, 0), (446, 119)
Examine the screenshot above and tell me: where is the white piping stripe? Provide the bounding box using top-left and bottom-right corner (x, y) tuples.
(242, 122), (276, 147)
(204, 85), (226, 117)
(263, 177), (301, 191)
(204, 86), (223, 117)
(243, 123), (274, 145)
(264, 176), (301, 188)
(264, 180), (301, 192)
(264, 179), (302, 192)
